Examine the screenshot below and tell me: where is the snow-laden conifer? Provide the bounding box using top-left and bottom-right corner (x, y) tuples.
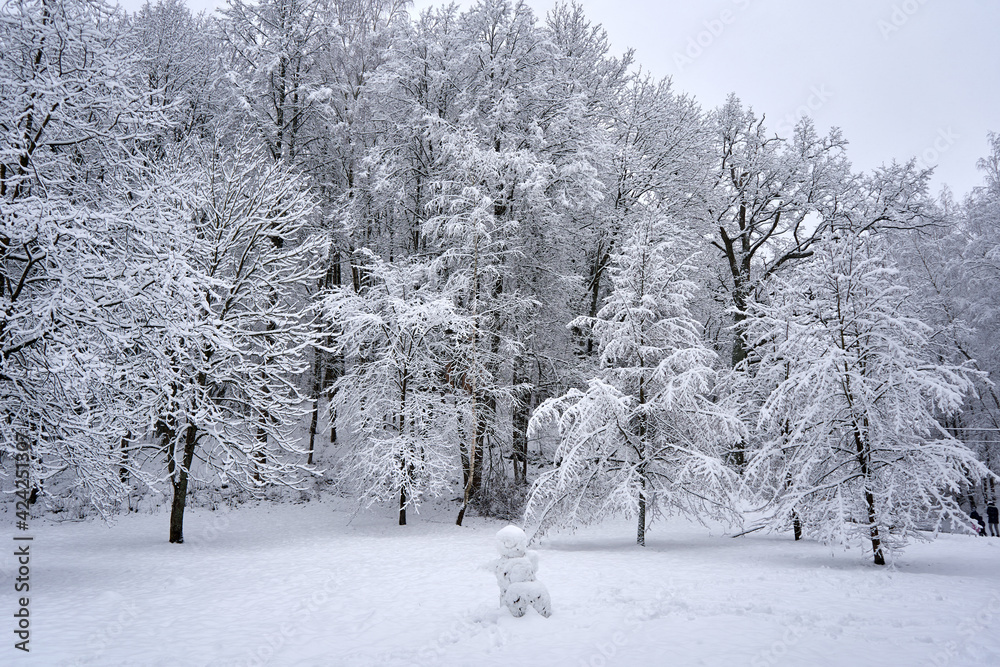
(526, 215), (743, 545)
(324, 252), (473, 524)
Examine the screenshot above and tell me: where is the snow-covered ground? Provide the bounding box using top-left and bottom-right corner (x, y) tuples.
(4, 498), (1000, 666)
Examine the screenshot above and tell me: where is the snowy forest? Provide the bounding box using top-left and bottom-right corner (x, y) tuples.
(3, 0), (999, 570)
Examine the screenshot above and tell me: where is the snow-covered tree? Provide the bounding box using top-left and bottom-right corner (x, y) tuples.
(583, 72), (706, 351)
(526, 215), (743, 545)
(123, 141), (324, 543)
(127, 0), (221, 149)
(412, 0), (627, 518)
(701, 99), (858, 470)
(706, 98), (851, 373)
(894, 134), (1000, 502)
(218, 0), (328, 163)
(0, 0), (167, 513)
(956, 134), (1000, 489)
(323, 252), (471, 524)
(744, 228), (989, 565)
(422, 176), (527, 524)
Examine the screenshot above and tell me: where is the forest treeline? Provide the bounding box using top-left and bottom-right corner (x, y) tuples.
(2, 0), (998, 564)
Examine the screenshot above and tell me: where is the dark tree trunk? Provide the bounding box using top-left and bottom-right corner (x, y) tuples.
(718, 204), (755, 470)
(784, 458), (801, 541)
(637, 379), (647, 547)
(637, 475), (647, 547)
(865, 488), (885, 565)
(472, 409), (486, 494)
(512, 369), (530, 484)
(586, 245), (610, 355)
(307, 400), (318, 465)
(325, 361), (341, 446)
(119, 433), (131, 485)
(398, 383), (410, 526)
(169, 424), (198, 544)
(307, 339), (325, 464)
(727, 290), (750, 471)
(853, 425), (884, 565)
(327, 252), (342, 447)
(399, 485), (407, 526)
(253, 423), (267, 483)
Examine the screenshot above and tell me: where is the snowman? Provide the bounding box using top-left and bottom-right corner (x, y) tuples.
(494, 525), (551, 618)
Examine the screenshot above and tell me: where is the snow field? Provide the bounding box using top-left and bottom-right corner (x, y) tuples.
(4, 498), (1000, 666)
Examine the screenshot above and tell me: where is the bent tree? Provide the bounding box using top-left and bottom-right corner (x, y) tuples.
(744, 229), (988, 565)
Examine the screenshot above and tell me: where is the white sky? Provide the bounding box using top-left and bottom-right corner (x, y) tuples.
(119, 0), (1000, 197)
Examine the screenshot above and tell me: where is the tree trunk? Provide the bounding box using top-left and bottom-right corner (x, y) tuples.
(457, 395), (481, 526)
(399, 383), (409, 526)
(865, 488), (885, 565)
(853, 425), (885, 565)
(727, 300), (749, 471)
(784, 465), (801, 541)
(512, 367), (529, 484)
(253, 423), (267, 484)
(307, 345), (322, 465)
(637, 475), (646, 547)
(456, 423), (483, 527)
(325, 360), (341, 445)
(119, 433), (130, 486)
(399, 485), (407, 526)
(637, 378), (647, 547)
(585, 244), (610, 355)
(719, 204), (755, 470)
(169, 424), (198, 544)
(307, 399), (318, 465)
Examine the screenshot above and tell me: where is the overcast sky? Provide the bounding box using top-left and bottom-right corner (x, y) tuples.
(123, 0), (999, 197)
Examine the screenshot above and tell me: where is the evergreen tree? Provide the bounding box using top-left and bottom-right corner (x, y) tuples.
(526, 214), (742, 545)
(323, 252), (471, 525)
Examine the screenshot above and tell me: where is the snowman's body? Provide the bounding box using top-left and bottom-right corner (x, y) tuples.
(494, 525), (551, 618)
